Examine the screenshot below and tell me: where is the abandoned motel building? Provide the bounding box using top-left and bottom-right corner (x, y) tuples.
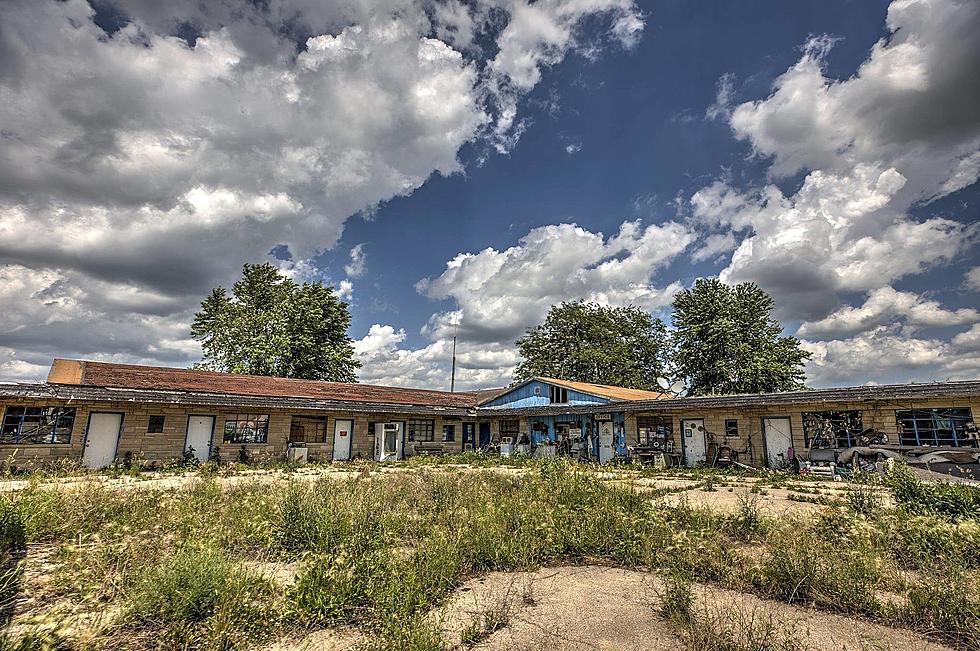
(0, 358), (978, 473)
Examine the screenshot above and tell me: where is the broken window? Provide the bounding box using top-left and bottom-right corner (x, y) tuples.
(407, 419), (434, 442)
(499, 419), (520, 439)
(290, 416), (327, 443)
(147, 415), (165, 433)
(637, 416), (671, 444)
(223, 414), (269, 444)
(802, 411), (864, 448)
(0, 406), (75, 444)
(549, 386), (568, 403)
(896, 408), (974, 447)
(442, 424), (455, 442)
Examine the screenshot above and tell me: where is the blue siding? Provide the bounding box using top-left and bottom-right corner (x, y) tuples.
(482, 379), (611, 409)
(524, 412), (628, 456)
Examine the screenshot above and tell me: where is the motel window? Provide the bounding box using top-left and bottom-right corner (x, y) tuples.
(724, 419), (739, 438)
(896, 408), (974, 447)
(442, 424), (455, 442)
(803, 411), (863, 448)
(0, 406), (76, 445)
(549, 386), (568, 404)
(636, 416), (672, 444)
(223, 414), (270, 444)
(290, 416), (328, 444)
(147, 415), (165, 433)
(407, 419), (434, 442)
(499, 419), (520, 438)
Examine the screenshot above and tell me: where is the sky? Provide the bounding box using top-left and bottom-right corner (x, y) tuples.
(0, 0), (978, 390)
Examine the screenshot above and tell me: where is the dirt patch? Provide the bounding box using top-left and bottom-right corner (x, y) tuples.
(438, 565), (953, 651)
(259, 628), (364, 651)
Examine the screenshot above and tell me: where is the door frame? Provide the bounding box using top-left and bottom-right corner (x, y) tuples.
(761, 415), (794, 468)
(81, 411), (125, 468)
(680, 417), (706, 467)
(332, 418), (354, 461)
(183, 414), (216, 461)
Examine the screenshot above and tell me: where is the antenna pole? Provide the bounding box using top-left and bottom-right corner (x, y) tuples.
(450, 317), (458, 393)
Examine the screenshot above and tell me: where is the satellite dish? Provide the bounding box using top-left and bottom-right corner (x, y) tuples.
(670, 379), (686, 395)
(656, 377), (670, 390)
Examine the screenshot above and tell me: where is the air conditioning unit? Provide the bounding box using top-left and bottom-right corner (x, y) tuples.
(286, 446), (309, 464)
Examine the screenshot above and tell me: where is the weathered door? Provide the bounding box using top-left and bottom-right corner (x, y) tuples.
(184, 415), (214, 463)
(681, 419), (707, 467)
(83, 413), (122, 469)
(463, 423), (476, 450)
(333, 419), (353, 460)
(598, 421), (615, 464)
(478, 422), (491, 448)
(763, 417), (793, 468)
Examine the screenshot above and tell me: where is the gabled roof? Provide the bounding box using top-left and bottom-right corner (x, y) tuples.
(47, 359), (479, 409)
(538, 377), (669, 401)
(477, 376), (668, 405)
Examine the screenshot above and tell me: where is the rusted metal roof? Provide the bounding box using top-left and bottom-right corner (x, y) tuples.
(537, 377), (669, 402)
(47, 359), (479, 408)
(478, 380), (980, 416)
(0, 382), (475, 416)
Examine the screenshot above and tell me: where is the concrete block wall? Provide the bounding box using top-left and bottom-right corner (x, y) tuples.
(0, 397), (472, 468)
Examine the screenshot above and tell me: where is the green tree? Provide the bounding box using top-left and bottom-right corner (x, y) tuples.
(514, 301), (671, 389)
(671, 278), (809, 395)
(191, 263), (360, 381)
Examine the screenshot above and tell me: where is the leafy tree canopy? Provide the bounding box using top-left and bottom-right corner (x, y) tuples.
(514, 301), (670, 390)
(671, 278), (810, 395)
(191, 263), (360, 382)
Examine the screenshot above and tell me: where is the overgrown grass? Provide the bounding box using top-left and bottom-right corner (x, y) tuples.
(4, 460), (980, 649)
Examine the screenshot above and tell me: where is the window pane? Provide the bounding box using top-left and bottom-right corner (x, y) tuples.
(223, 413), (270, 444)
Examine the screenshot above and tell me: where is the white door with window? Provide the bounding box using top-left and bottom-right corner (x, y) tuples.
(681, 418), (707, 467)
(597, 421), (615, 464)
(763, 417), (793, 468)
(184, 415), (214, 463)
(83, 413), (122, 469)
(333, 419), (353, 460)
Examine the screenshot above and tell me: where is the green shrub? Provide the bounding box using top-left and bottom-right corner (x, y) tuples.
(127, 545), (278, 647)
(888, 464), (980, 520)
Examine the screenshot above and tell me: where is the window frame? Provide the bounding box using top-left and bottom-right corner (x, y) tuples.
(636, 415), (672, 444)
(289, 415), (328, 444)
(222, 413), (270, 444)
(442, 424), (455, 442)
(407, 418), (435, 443)
(896, 408), (974, 447)
(802, 410), (864, 448)
(0, 406), (76, 445)
(549, 385), (568, 404)
(724, 419), (739, 438)
(499, 419), (520, 437)
(147, 415), (166, 434)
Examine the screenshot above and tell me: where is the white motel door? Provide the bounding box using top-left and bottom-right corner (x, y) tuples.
(83, 412), (122, 469)
(184, 415), (214, 463)
(681, 418), (707, 467)
(598, 421), (615, 464)
(374, 422), (403, 461)
(763, 417), (793, 468)
(333, 419), (353, 461)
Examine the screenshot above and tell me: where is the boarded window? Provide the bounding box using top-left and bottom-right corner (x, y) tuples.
(0, 406), (75, 444)
(223, 414), (269, 444)
(290, 416), (327, 443)
(724, 419), (739, 438)
(896, 408), (974, 447)
(407, 419), (434, 442)
(637, 416), (671, 444)
(147, 415), (165, 433)
(549, 386), (568, 404)
(803, 411), (863, 448)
